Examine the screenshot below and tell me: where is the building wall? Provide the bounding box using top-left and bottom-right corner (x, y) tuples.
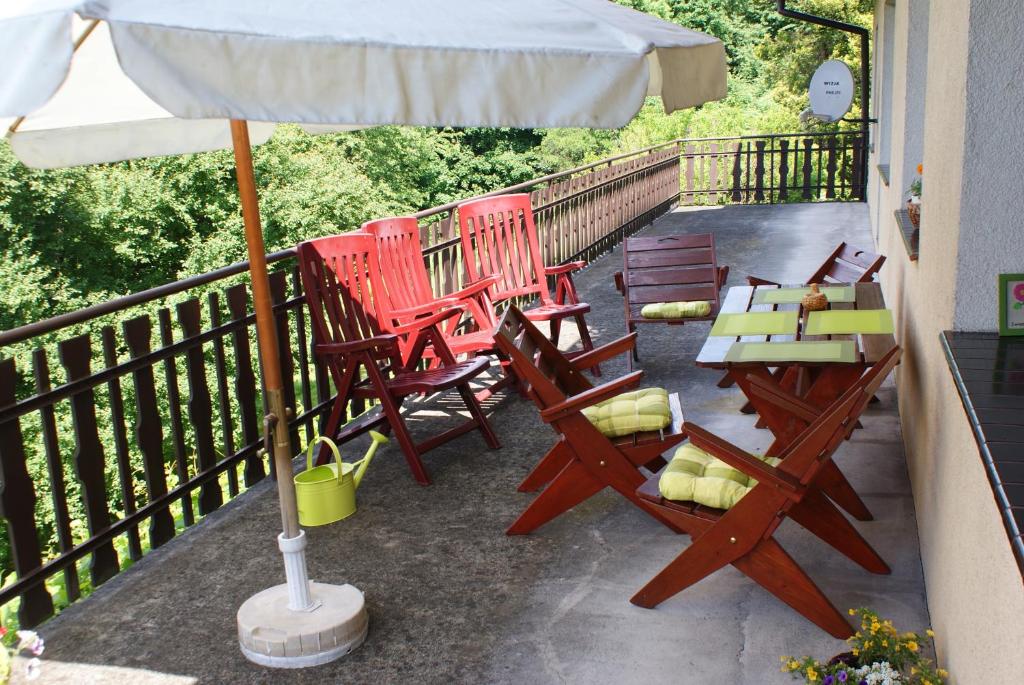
(869, 0), (1024, 682)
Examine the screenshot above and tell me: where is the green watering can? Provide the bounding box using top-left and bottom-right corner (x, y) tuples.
(295, 431), (388, 527)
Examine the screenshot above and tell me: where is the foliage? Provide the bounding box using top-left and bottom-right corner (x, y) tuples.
(781, 608), (948, 685)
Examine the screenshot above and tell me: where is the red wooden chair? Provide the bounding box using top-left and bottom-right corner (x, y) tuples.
(298, 233), (500, 485)
(493, 306), (687, 535)
(457, 193), (598, 372)
(631, 352), (898, 638)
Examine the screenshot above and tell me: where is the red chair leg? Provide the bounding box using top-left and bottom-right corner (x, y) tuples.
(732, 538), (854, 639)
(788, 489), (890, 575)
(575, 313), (600, 376)
(456, 384), (500, 449)
(507, 460), (604, 535)
(816, 459), (873, 521)
(518, 440), (573, 492)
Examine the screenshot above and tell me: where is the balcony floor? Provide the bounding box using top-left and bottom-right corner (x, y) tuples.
(30, 202), (929, 685)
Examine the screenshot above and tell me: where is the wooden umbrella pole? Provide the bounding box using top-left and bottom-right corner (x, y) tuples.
(230, 119), (300, 541)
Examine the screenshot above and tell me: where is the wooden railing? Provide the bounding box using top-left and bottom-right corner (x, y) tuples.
(0, 140), (682, 627)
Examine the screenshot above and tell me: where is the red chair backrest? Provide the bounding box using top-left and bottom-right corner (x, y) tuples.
(362, 217), (436, 316)
(457, 193), (552, 305)
(297, 233), (388, 351)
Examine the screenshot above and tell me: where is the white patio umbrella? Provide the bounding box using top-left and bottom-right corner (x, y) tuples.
(0, 0), (727, 669)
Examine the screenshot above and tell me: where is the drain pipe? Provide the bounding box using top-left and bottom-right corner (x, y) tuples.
(777, 0), (871, 195)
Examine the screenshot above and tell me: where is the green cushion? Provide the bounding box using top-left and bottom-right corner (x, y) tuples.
(581, 388), (672, 438)
(658, 443), (782, 510)
(640, 301), (712, 319)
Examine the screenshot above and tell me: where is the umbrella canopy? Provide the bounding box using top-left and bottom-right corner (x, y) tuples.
(1, 0), (727, 134)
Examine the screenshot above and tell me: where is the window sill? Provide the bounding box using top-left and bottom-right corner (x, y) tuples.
(895, 209), (918, 261)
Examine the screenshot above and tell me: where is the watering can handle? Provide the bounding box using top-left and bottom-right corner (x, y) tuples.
(305, 436), (344, 482)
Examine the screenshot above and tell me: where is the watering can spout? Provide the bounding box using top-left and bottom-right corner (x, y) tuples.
(353, 431), (388, 489)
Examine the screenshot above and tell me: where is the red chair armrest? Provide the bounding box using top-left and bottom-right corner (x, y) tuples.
(449, 274), (501, 299)
(392, 305), (465, 336)
(390, 298), (460, 319)
(684, 422), (801, 495)
(539, 371), (644, 424)
(545, 261), (586, 276)
(316, 335), (399, 355)
(570, 333), (637, 370)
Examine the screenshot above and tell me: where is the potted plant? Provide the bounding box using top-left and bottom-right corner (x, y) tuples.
(907, 164), (922, 228)
(780, 608), (948, 685)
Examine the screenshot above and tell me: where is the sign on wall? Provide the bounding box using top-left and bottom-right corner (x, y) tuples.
(807, 60), (855, 123)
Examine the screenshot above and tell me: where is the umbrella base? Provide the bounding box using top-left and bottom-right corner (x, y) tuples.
(237, 582), (367, 669)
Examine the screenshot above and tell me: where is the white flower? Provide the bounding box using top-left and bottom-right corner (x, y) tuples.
(25, 657), (42, 681)
(15, 630), (44, 656)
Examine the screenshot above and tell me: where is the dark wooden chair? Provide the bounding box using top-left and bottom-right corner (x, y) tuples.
(493, 306), (687, 535)
(631, 351), (899, 639)
(612, 233), (729, 367)
(298, 233), (500, 485)
(720, 242), (886, 392)
(362, 217), (517, 398)
(458, 193), (598, 373)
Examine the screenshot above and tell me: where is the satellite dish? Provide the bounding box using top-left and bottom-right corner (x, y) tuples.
(806, 60), (855, 123)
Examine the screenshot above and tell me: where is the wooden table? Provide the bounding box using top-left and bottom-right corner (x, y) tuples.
(697, 282), (897, 451)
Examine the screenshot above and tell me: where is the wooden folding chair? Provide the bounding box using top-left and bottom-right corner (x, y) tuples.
(632, 363), (894, 638)
(362, 217), (518, 398)
(298, 233), (500, 485)
(740, 347), (902, 522)
(612, 233), (728, 368)
(458, 193), (599, 373)
(720, 241), (886, 390)
(493, 306), (687, 535)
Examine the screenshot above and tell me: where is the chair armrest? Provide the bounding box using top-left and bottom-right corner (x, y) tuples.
(390, 298), (460, 318)
(683, 422), (801, 495)
(746, 275), (779, 287)
(392, 305), (465, 336)
(570, 333), (637, 370)
(539, 371), (644, 424)
(545, 261), (586, 276)
(745, 374), (820, 424)
(316, 335), (399, 356)
(448, 274), (501, 299)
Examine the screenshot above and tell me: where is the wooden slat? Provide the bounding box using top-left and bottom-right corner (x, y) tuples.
(626, 234), (712, 251)
(208, 292), (239, 496)
(32, 349), (80, 602)
(629, 283), (718, 304)
(836, 244), (880, 271)
(158, 308), (194, 526)
(855, 283), (897, 364)
(101, 326), (142, 561)
(226, 284), (265, 486)
(825, 137), (838, 199)
(123, 315), (176, 549)
(0, 358), (56, 626)
(801, 138), (814, 200)
(778, 139), (790, 202)
(58, 335), (120, 587)
(627, 248), (714, 268)
(754, 140), (766, 202)
(628, 266), (716, 287)
(825, 260), (865, 284)
(177, 299), (223, 515)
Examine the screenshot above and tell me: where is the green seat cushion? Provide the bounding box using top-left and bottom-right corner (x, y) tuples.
(658, 443), (782, 510)
(640, 301), (712, 319)
(582, 387), (672, 438)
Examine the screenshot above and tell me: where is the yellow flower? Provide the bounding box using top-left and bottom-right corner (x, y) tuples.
(789, 660), (800, 671)
(881, 640), (888, 647)
(806, 667), (818, 682)
(907, 641), (918, 652)
(871, 621), (881, 632)
(938, 668), (949, 677)
(852, 648), (859, 656)
(926, 628), (935, 637)
(848, 609), (856, 616)
(911, 667), (917, 675)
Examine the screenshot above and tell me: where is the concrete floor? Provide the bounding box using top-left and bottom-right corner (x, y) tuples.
(29, 203), (930, 685)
